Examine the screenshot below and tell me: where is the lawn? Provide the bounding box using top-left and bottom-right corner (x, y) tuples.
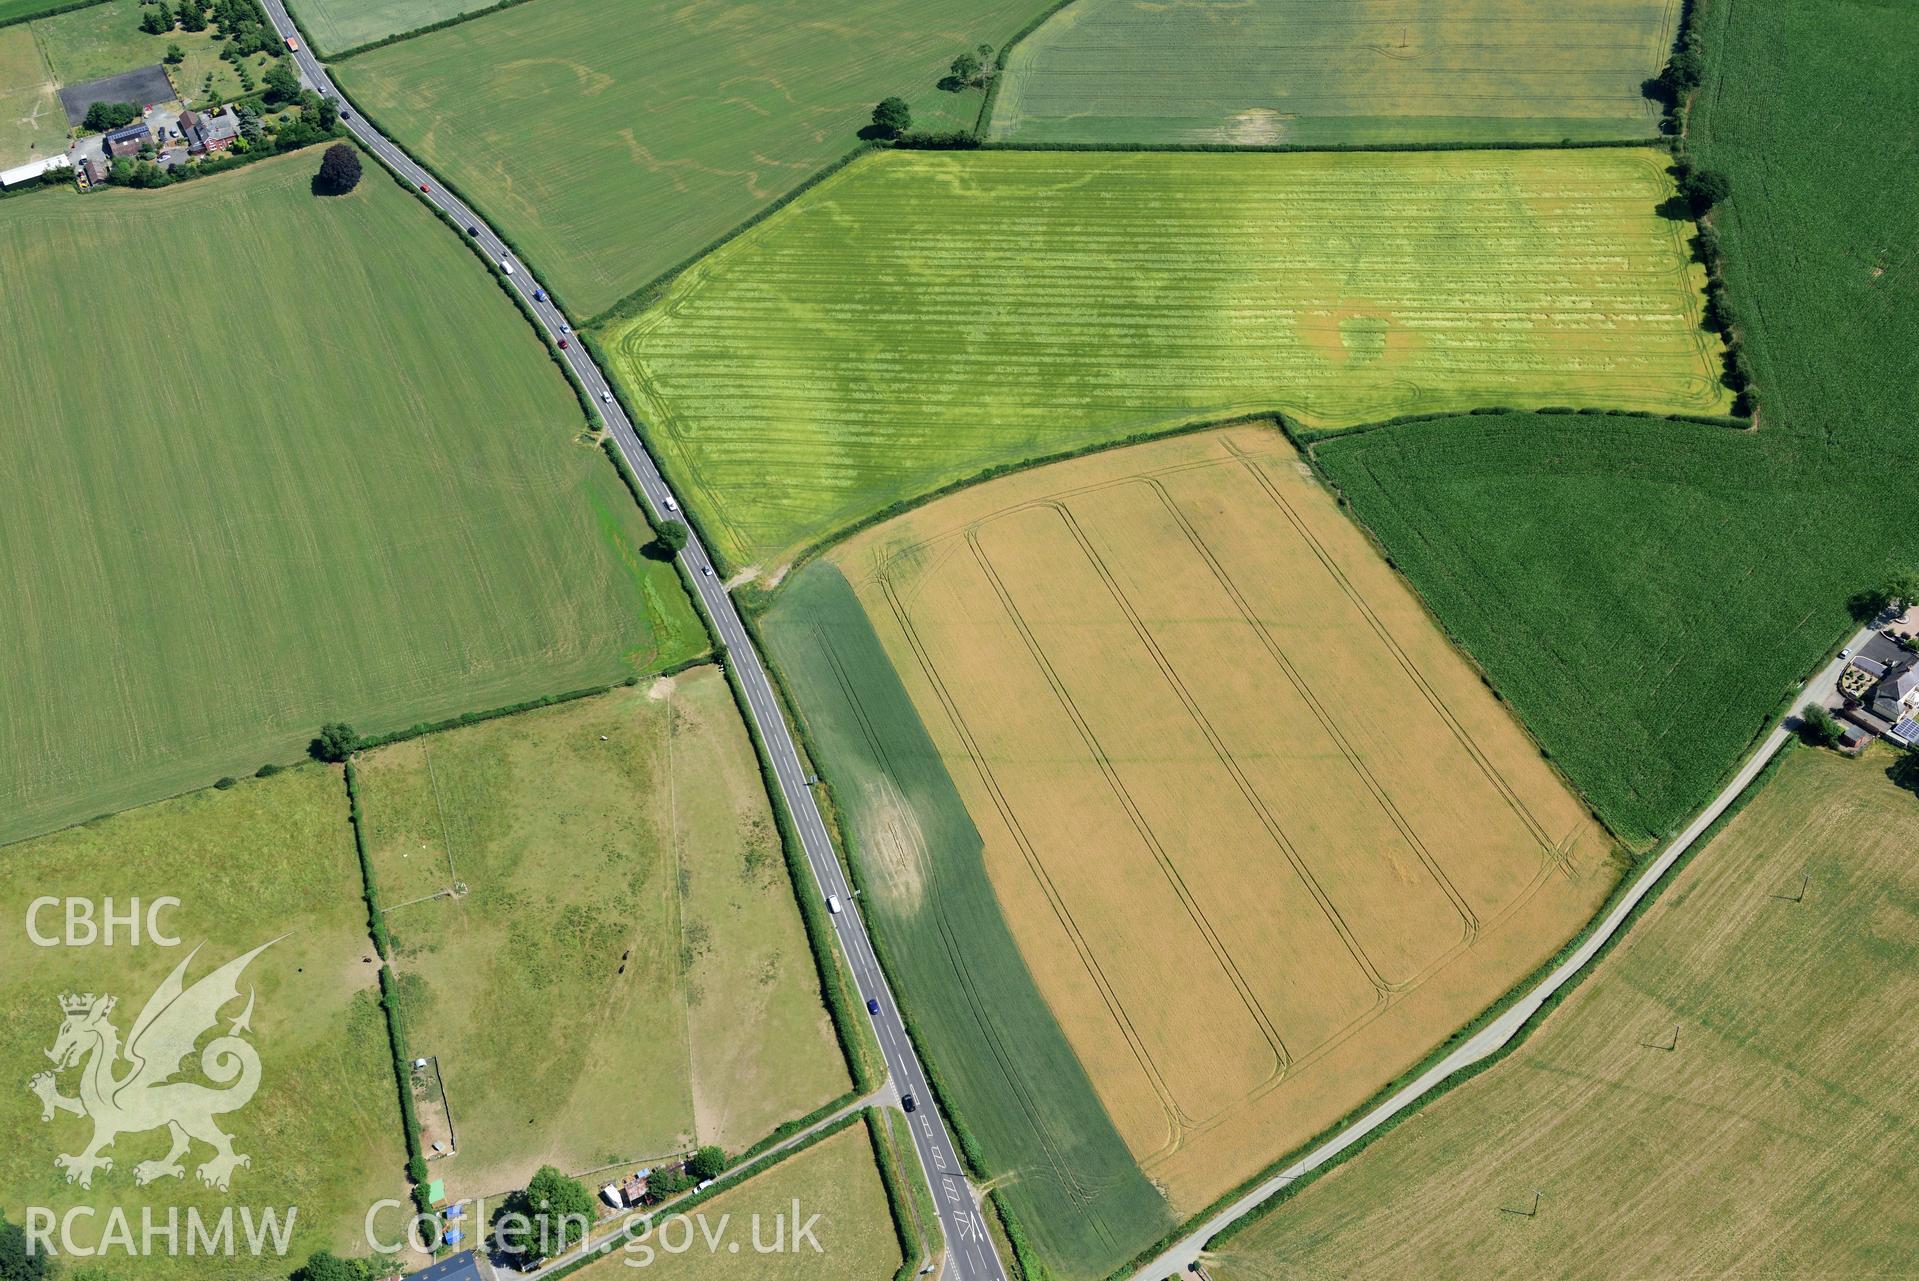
(606, 146), (1729, 572)
(353, 671), (847, 1200)
(0, 0), (103, 23)
(763, 425), (1618, 1279)
(287, 0), (489, 56)
(0, 766), (408, 1278)
(333, 0), (1070, 319)
(1210, 744), (1919, 1279)
(0, 22), (58, 166)
(574, 1120), (902, 1280)
(34, 0), (285, 109)
(990, 0), (1679, 145)
(0, 151), (703, 849)
(1308, 0), (1919, 846)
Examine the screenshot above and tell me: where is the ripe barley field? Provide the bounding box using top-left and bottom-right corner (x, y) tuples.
(990, 0), (1680, 145)
(608, 147), (1729, 572)
(763, 424), (1618, 1278)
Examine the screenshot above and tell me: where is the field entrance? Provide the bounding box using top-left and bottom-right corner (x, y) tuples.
(797, 425), (1617, 1234)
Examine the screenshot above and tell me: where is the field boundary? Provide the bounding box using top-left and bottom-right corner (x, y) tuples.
(866, 1106), (929, 1281)
(1194, 741), (1795, 1262)
(973, 0), (1079, 138)
(305, 0), (545, 61)
(0, 0), (107, 32)
(919, 136), (1664, 155)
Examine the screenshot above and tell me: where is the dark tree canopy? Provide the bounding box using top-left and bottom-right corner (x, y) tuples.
(655, 519), (690, 554)
(84, 101), (139, 132)
(1682, 167), (1731, 211)
(309, 721), (360, 761)
(263, 60), (303, 106)
(0, 1219), (53, 1281)
(506, 1166), (596, 1261)
(1798, 703), (1841, 748)
(871, 96), (911, 138)
(316, 143), (362, 194)
(686, 1145), (727, 1181)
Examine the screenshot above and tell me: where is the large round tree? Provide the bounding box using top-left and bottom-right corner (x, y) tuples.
(316, 142), (362, 194)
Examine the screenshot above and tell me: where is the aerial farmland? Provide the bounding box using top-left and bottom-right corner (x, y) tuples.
(608, 146), (1729, 570)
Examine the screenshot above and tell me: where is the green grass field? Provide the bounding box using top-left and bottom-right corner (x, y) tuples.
(33, 0), (283, 109)
(606, 146), (1727, 571)
(0, 766), (407, 1278)
(0, 23), (59, 166)
(334, 0), (1065, 319)
(287, 0), (489, 55)
(574, 1121), (903, 1280)
(1310, 0), (1918, 845)
(761, 563), (1171, 1279)
(0, 152), (702, 849)
(0, 0), (102, 25)
(1210, 745), (1919, 1278)
(990, 0), (1679, 145)
(354, 672), (847, 1199)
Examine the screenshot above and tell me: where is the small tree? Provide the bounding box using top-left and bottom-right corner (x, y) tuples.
(1799, 703), (1841, 748)
(654, 519), (690, 555)
(140, 2), (173, 35)
(84, 101), (138, 132)
(505, 1166), (595, 1263)
(686, 1146), (727, 1181)
(1681, 168), (1730, 212)
(871, 96), (911, 138)
(0, 1217), (54, 1281)
(318, 95), (340, 130)
(309, 721), (360, 762)
(949, 51), (982, 85)
(316, 142), (361, 193)
(165, 42), (185, 64)
(263, 60), (303, 106)
(291, 1251), (375, 1281)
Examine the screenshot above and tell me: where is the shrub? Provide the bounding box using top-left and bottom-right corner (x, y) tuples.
(309, 721), (360, 762)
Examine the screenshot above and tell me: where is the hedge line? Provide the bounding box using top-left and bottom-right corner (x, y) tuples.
(539, 1110), (868, 1281)
(341, 763), (390, 960)
(972, 0), (1079, 139)
(930, 135), (1662, 155)
(731, 1088), (862, 1169)
(585, 144), (877, 330)
(1200, 741), (1797, 1254)
(353, 677), (651, 754)
(1295, 403), (1752, 449)
(325, 0), (542, 61)
(0, 0), (108, 32)
(864, 1108), (926, 1281)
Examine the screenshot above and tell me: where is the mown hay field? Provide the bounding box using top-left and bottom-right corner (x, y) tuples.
(765, 425), (1618, 1279)
(1211, 744), (1919, 1279)
(287, 0), (488, 55)
(1310, 0), (1919, 846)
(573, 1121), (902, 1280)
(336, 0), (1051, 318)
(0, 152), (702, 849)
(990, 0), (1679, 145)
(608, 147), (1729, 572)
(0, 767), (408, 1278)
(354, 671), (848, 1199)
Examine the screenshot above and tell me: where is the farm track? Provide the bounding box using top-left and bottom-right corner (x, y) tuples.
(259, 7), (1009, 1278)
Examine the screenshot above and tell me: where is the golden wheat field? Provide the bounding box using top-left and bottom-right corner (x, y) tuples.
(822, 424), (1619, 1210)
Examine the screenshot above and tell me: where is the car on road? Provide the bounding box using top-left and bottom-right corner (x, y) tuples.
(867, 998), (880, 1015)
(701, 564), (713, 576)
(499, 258), (514, 274)
(466, 225), (478, 236)
(1841, 647), (1853, 660)
(559, 323), (570, 334)
(533, 289), (545, 302)
(557, 338), (568, 349)
(663, 496), (678, 512)
(827, 894), (843, 913)
(285, 36), (299, 51)
(600, 391), (612, 403)
(901, 1094), (917, 1113)
(340, 109), (351, 120)
(419, 183), (430, 192)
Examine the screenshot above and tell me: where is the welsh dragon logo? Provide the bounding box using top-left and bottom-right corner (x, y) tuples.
(27, 940), (277, 1192)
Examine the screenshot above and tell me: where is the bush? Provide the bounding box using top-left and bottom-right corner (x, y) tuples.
(870, 96), (911, 138)
(83, 101), (139, 132)
(255, 761), (283, 777)
(213, 776), (237, 789)
(686, 1145), (727, 1181)
(309, 721), (360, 762)
(1798, 702), (1841, 748)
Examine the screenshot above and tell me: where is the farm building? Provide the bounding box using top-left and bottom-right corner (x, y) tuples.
(75, 157), (104, 190)
(0, 155), (72, 188)
(1871, 666), (1919, 723)
(404, 1249), (494, 1281)
(102, 123), (152, 158)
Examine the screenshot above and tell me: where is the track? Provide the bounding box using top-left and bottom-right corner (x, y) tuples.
(259, 7), (1006, 1277)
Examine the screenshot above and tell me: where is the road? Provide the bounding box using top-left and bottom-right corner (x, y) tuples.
(1128, 628), (1871, 1279)
(262, 9), (1005, 1279)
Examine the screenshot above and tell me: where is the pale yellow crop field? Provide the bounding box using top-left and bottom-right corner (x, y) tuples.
(823, 424), (1618, 1210)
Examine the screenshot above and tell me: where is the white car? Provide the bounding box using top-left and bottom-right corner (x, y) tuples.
(601, 391), (612, 403)
(663, 496), (679, 512)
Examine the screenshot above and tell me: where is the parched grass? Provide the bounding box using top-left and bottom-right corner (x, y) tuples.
(607, 146), (1728, 571)
(0, 766), (407, 1278)
(572, 1122), (902, 1280)
(1310, 0), (1919, 846)
(990, 0), (1679, 145)
(286, 0), (491, 55)
(0, 24), (59, 166)
(354, 671), (847, 1199)
(1210, 745), (1919, 1279)
(0, 152), (702, 849)
(765, 425), (1618, 1279)
(336, 0), (1054, 318)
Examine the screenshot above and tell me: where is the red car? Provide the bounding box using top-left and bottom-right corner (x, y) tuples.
(419, 183), (430, 193)
(558, 338), (569, 349)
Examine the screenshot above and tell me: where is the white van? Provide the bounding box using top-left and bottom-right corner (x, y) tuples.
(827, 894), (842, 914)
(500, 257), (514, 274)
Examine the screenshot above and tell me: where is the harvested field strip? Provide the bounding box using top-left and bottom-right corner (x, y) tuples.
(770, 425), (1614, 1278)
(1211, 745), (1919, 1279)
(609, 147), (1731, 569)
(990, 0), (1680, 145)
